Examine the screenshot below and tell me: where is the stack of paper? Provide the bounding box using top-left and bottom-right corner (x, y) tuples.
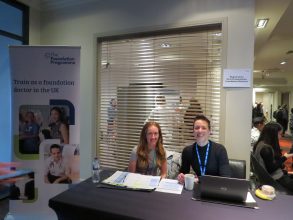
(102, 171), (160, 190)
(102, 171), (183, 194)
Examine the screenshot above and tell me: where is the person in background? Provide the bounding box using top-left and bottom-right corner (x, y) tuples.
(273, 105), (281, 120)
(178, 115), (231, 184)
(128, 122), (167, 178)
(281, 104), (289, 136)
(253, 122), (293, 192)
(44, 144), (70, 184)
(252, 102), (264, 119)
(251, 116), (265, 149)
(107, 98), (117, 140)
(19, 112), (26, 149)
(19, 111), (40, 154)
(145, 95), (174, 148)
(183, 98), (203, 142)
(49, 107), (69, 144)
(275, 104), (288, 137)
(289, 108), (293, 136)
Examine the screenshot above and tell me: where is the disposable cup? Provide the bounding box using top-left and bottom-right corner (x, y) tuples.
(184, 174), (195, 190)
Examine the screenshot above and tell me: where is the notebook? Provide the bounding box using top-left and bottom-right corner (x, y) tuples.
(192, 175), (258, 209)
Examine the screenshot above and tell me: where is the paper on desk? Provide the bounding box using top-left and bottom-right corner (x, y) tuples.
(155, 178), (183, 194)
(102, 171), (160, 190)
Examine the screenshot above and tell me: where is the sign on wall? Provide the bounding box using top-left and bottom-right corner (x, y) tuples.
(223, 68), (251, 88)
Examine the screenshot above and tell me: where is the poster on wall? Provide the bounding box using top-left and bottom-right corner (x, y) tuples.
(9, 46), (80, 220)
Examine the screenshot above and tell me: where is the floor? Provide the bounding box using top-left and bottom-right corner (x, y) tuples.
(280, 135), (293, 173)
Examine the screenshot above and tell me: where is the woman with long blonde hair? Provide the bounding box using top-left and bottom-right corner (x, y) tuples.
(128, 122), (167, 178)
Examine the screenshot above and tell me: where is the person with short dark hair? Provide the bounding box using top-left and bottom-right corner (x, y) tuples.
(44, 144), (70, 184)
(107, 98), (117, 140)
(178, 115), (231, 184)
(253, 122), (293, 192)
(145, 95), (173, 147)
(251, 116), (265, 149)
(289, 108), (293, 135)
(19, 111), (40, 154)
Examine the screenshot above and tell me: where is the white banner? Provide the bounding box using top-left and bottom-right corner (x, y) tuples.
(9, 46), (80, 220)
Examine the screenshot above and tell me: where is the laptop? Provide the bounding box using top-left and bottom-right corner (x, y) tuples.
(192, 175), (258, 209)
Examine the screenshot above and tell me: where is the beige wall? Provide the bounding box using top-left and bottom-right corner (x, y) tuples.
(21, 0), (255, 179)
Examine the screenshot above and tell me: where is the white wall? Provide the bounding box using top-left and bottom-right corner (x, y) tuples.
(254, 92), (274, 120)
(22, 0), (255, 179)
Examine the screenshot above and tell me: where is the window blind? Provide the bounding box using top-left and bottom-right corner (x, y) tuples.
(97, 25), (222, 170)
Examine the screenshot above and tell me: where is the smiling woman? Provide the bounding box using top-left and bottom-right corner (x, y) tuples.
(128, 122), (167, 178)
(177, 115), (231, 184)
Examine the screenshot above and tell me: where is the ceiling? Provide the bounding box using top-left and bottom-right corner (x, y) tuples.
(37, 0), (293, 89)
(254, 0), (293, 89)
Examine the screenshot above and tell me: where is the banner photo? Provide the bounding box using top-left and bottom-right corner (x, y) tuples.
(9, 46), (80, 220)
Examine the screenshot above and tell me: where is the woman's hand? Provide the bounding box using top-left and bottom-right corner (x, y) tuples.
(177, 172), (199, 185)
(177, 173), (185, 184)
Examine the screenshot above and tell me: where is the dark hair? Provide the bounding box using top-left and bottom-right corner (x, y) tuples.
(109, 98), (116, 105)
(50, 144), (61, 152)
(50, 106), (62, 114)
(253, 117), (265, 126)
(25, 111), (35, 118)
(50, 106), (67, 124)
(193, 115), (211, 130)
(253, 122), (282, 155)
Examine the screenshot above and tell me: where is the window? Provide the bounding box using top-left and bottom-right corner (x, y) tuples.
(0, 0), (29, 162)
(0, 0), (29, 43)
(97, 24), (222, 170)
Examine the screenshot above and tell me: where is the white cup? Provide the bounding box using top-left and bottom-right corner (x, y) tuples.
(184, 174), (195, 190)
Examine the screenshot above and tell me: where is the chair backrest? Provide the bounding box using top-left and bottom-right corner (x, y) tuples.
(166, 151), (181, 179)
(229, 159), (246, 179)
(250, 153), (292, 195)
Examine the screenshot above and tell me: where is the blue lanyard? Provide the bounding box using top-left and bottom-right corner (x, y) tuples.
(195, 141), (210, 176)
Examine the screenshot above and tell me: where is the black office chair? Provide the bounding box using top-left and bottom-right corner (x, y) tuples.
(229, 159), (246, 179)
(250, 153), (293, 195)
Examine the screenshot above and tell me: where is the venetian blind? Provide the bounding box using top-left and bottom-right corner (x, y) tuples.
(97, 24), (222, 170)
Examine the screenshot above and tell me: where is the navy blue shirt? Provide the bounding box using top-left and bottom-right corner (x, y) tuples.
(179, 140), (231, 177)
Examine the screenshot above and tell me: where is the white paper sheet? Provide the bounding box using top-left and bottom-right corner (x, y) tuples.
(155, 178), (183, 194)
